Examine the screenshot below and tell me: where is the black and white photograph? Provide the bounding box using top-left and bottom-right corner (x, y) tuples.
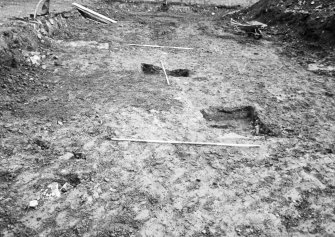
(0, 0), (334, 236)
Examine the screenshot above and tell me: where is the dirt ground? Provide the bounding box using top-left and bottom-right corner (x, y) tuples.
(1, 0), (335, 236)
(0, 0), (95, 23)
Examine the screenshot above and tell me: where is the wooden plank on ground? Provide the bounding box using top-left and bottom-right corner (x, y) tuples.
(127, 44), (194, 50)
(109, 138), (261, 148)
(72, 3), (117, 24)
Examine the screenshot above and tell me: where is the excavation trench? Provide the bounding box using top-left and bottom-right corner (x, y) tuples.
(201, 106), (274, 136)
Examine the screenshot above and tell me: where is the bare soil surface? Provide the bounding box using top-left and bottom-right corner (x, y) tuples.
(0, 0), (96, 23)
(1, 1), (335, 236)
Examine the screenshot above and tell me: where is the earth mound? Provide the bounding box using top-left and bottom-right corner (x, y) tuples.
(243, 0), (335, 45)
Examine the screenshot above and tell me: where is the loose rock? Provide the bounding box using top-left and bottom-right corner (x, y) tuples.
(47, 182), (61, 198)
(59, 152), (74, 160)
(73, 151), (87, 160)
(134, 210), (150, 221)
(60, 182), (73, 192)
(29, 200), (39, 208)
(30, 55), (41, 66)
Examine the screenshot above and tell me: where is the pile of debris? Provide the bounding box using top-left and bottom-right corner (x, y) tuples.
(231, 0), (335, 75)
(241, 0), (335, 45)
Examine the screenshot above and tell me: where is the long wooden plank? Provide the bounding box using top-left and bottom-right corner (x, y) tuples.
(127, 44), (194, 50)
(109, 138), (260, 148)
(72, 3), (117, 24)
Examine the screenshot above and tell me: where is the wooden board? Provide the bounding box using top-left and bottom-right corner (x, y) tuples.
(109, 138), (261, 148)
(72, 3), (117, 24)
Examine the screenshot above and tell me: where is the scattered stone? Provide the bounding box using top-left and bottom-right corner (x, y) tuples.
(34, 96), (49, 102)
(134, 209), (150, 221)
(60, 182), (73, 192)
(93, 190), (100, 199)
(73, 151), (87, 160)
(54, 60), (62, 66)
(33, 138), (50, 150)
(97, 43), (109, 50)
(173, 201), (183, 210)
(30, 55), (41, 66)
(47, 182), (61, 198)
(63, 173), (81, 187)
(86, 195), (93, 204)
(308, 63), (335, 72)
(29, 200), (39, 208)
(59, 152), (74, 160)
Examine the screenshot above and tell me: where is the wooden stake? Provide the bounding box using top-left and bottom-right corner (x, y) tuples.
(160, 60), (170, 85)
(72, 3), (117, 24)
(127, 44), (193, 50)
(109, 138), (260, 148)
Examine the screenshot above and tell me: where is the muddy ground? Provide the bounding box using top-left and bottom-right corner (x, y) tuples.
(1, 1), (335, 236)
